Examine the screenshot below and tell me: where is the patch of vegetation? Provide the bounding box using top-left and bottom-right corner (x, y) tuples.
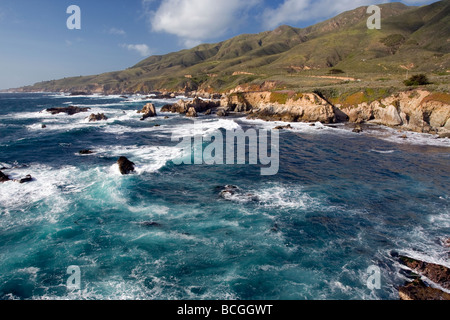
(328, 68), (345, 75)
(422, 92), (450, 104)
(404, 74), (431, 86)
(270, 92), (289, 104)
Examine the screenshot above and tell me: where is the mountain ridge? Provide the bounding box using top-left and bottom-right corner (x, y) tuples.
(13, 1), (450, 94)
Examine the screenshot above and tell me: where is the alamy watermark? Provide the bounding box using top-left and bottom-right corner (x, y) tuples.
(366, 265), (381, 290)
(67, 5), (81, 30)
(171, 121), (280, 176)
(367, 5), (381, 30)
(66, 265), (81, 290)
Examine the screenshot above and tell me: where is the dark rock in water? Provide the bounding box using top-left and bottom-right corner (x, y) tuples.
(88, 113), (108, 122)
(70, 91), (89, 96)
(117, 156), (135, 175)
(0, 171), (10, 183)
(217, 185), (240, 198)
(161, 104), (173, 113)
(46, 106), (90, 115)
(399, 279), (450, 301)
(138, 103), (157, 120)
(120, 95), (128, 99)
(41, 124), (47, 128)
(154, 124), (161, 127)
(274, 124), (293, 130)
(216, 109), (228, 117)
(217, 185), (259, 202)
(352, 124), (363, 133)
(15, 175), (33, 184)
(140, 221), (162, 228)
(79, 149), (94, 155)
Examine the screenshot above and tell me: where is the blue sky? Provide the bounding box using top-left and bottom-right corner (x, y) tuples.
(0, 0), (438, 89)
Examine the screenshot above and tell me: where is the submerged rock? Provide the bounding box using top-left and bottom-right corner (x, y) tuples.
(0, 171), (10, 183)
(217, 185), (259, 202)
(140, 221), (162, 228)
(352, 124), (363, 133)
(216, 109), (228, 117)
(88, 113), (108, 122)
(138, 103), (157, 120)
(274, 124), (293, 130)
(79, 149), (94, 155)
(218, 185), (240, 198)
(117, 157), (135, 175)
(14, 175), (33, 184)
(46, 106), (91, 115)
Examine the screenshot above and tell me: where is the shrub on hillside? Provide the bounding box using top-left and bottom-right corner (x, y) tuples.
(404, 74), (431, 86)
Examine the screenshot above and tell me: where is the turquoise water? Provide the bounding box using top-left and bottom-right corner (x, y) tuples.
(0, 93), (449, 300)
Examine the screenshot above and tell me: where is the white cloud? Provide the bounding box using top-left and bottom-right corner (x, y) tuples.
(262, 0), (394, 29)
(121, 44), (152, 57)
(146, 0), (260, 48)
(109, 27), (126, 36)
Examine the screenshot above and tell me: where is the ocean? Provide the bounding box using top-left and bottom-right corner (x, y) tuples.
(0, 93), (449, 300)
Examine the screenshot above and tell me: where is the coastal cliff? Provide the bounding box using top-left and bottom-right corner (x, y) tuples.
(215, 89), (450, 136)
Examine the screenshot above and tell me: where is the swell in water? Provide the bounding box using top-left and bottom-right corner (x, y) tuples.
(0, 93), (449, 300)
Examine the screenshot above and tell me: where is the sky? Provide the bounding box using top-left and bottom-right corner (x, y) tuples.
(0, 0), (439, 89)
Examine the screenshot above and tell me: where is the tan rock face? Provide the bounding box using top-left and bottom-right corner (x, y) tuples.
(186, 107), (198, 118)
(138, 103), (157, 120)
(337, 90), (449, 133)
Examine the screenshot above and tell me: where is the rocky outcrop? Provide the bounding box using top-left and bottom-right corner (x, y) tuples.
(399, 279), (450, 301)
(14, 175), (33, 184)
(0, 171), (10, 183)
(0, 171), (33, 184)
(160, 98), (219, 115)
(399, 256), (450, 290)
(138, 103), (157, 120)
(337, 90), (450, 134)
(117, 157), (135, 175)
(88, 113), (108, 122)
(46, 106), (90, 115)
(240, 92), (336, 124)
(216, 109), (228, 117)
(398, 255), (450, 300)
(213, 89), (449, 134)
(186, 107), (198, 118)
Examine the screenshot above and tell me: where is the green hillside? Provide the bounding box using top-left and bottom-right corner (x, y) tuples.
(21, 1), (450, 94)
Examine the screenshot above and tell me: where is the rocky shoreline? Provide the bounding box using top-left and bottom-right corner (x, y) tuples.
(123, 88), (449, 138)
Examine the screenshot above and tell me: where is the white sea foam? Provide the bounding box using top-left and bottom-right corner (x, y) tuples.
(369, 149), (396, 154)
(166, 118), (241, 139)
(239, 118), (347, 135)
(0, 164), (77, 227)
(253, 183), (321, 210)
(95, 144), (183, 174)
(363, 125), (450, 147)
